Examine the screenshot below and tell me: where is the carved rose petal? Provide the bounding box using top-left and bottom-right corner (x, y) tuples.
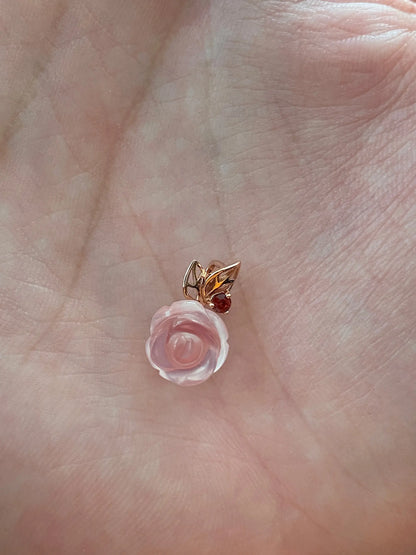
(145, 300), (229, 386)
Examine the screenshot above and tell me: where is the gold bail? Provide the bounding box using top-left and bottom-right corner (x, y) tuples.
(182, 259), (241, 313)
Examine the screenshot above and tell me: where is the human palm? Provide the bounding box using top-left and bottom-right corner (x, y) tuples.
(1, 1), (416, 553)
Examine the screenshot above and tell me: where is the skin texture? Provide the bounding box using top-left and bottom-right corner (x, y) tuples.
(0, 0), (416, 553)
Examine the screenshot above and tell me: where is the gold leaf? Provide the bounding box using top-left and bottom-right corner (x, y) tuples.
(202, 261), (241, 300)
(182, 259), (204, 300)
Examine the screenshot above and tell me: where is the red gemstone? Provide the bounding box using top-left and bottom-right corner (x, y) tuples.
(211, 292), (231, 313)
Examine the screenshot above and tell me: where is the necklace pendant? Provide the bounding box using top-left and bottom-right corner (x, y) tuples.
(145, 259), (241, 386)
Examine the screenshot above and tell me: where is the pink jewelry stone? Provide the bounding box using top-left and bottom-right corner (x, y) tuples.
(145, 300), (229, 386)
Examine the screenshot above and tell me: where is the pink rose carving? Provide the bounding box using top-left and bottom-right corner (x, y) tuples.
(145, 300), (229, 386)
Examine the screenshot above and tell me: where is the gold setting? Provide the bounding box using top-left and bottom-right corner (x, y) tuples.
(183, 259), (241, 313)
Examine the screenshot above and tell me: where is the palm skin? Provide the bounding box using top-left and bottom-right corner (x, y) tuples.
(1, 1), (416, 553)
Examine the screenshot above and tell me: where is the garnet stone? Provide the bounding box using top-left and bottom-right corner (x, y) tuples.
(211, 292), (231, 313)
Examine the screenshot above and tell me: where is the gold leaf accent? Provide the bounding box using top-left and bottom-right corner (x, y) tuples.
(182, 260), (204, 300)
(202, 261), (241, 301)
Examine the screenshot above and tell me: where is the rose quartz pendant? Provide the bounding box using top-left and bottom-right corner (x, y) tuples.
(145, 259), (241, 386)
